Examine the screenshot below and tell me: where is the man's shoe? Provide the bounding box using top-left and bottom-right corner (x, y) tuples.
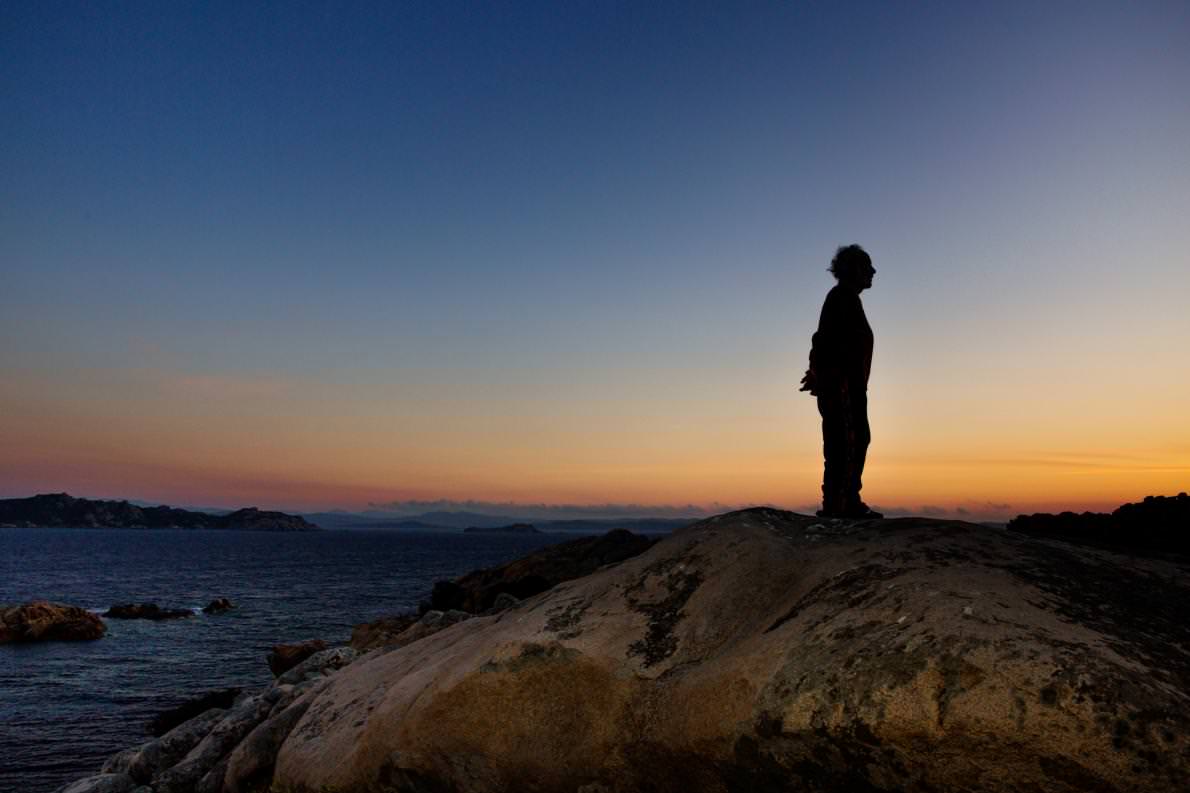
(840, 501), (883, 519)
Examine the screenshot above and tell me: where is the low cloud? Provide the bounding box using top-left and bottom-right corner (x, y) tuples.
(364, 499), (739, 520)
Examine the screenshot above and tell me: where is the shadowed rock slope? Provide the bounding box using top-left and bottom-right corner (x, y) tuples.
(270, 508), (1188, 793)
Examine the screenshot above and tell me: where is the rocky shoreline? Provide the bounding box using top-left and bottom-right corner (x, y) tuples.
(47, 511), (1190, 792)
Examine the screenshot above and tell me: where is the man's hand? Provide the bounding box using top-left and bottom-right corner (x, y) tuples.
(799, 369), (817, 395)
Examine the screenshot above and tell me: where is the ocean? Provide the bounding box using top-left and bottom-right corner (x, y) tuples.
(0, 527), (576, 793)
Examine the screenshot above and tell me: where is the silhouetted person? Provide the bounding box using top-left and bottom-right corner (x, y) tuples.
(800, 245), (883, 519)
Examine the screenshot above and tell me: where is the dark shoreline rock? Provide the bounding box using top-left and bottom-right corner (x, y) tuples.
(429, 527), (656, 613)
(267, 640), (327, 677)
(1008, 492), (1190, 557)
(0, 601), (107, 643)
(148, 688), (243, 737)
(104, 603), (194, 621)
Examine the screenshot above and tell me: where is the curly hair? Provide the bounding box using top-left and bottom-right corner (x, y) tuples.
(829, 244), (871, 280)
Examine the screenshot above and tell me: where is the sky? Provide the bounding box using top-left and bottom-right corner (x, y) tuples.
(3, 1), (1188, 520)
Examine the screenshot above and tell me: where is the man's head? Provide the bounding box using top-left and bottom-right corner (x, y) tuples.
(830, 244), (875, 292)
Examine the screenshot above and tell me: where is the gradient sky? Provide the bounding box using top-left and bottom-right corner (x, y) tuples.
(3, 2), (1189, 519)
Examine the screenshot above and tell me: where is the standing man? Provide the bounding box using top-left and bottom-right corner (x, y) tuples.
(800, 245), (883, 519)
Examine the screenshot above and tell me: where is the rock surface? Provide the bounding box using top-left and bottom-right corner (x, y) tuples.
(267, 639), (327, 677)
(274, 508), (1190, 793)
(275, 646), (358, 686)
(54, 773), (137, 793)
(0, 601), (107, 643)
(104, 603), (194, 620)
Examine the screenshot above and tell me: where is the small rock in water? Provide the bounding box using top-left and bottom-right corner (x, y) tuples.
(202, 597), (234, 614)
(104, 603), (193, 621)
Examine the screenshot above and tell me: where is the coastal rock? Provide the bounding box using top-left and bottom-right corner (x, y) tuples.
(148, 687), (242, 736)
(0, 601), (107, 643)
(267, 639), (327, 677)
(428, 527), (656, 613)
(202, 597), (235, 614)
(275, 646), (358, 686)
(124, 707), (227, 783)
(100, 748), (137, 776)
(350, 613), (420, 652)
(275, 508), (1190, 793)
(54, 773), (136, 793)
(153, 696), (271, 793)
(223, 695), (315, 793)
(195, 755), (232, 793)
(491, 591), (521, 611)
(104, 603), (193, 620)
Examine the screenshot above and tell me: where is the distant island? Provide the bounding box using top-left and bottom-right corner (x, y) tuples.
(0, 493), (320, 531)
(462, 522), (541, 534)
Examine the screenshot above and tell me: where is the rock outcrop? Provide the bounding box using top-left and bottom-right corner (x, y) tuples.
(267, 640), (328, 677)
(271, 509), (1190, 793)
(104, 603), (194, 621)
(66, 648), (362, 793)
(1009, 492), (1190, 556)
(148, 688), (243, 737)
(0, 601), (107, 642)
(429, 527), (657, 613)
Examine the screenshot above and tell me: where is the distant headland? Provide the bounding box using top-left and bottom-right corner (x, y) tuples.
(462, 522), (542, 534)
(0, 493), (320, 531)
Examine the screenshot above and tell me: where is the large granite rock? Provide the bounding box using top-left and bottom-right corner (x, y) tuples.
(274, 508), (1190, 793)
(0, 601), (106, 642)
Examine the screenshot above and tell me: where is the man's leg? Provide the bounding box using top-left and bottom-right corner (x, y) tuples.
(842, 389), (881, 517)
(848, 389), (870, 502)
(817, 390), (848, 515)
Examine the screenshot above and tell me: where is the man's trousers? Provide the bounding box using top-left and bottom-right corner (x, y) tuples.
(816, 385), (870, 511)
